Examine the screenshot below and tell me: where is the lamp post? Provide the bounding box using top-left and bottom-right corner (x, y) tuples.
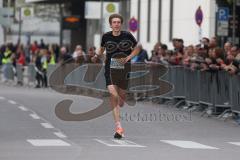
(100, 0), (103, 36)
(59, 3), (63, 46)
(232, 0), (236, 43)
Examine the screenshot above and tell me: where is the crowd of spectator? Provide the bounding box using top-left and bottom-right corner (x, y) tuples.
(1, 37), (240, 87)
(0, 39), (98, 87)
(146, 37), (240, 75)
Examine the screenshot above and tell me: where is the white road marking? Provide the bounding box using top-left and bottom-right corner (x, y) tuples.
(228, 142), (240, 146)
(0, 96), (5, 100)
(30, 113), (41, 120)
(54, 132), (67, 138)
(18, 106), (28, 111)
(8, 100), (17, 104)
(160, 140), (218, 149)
(40, 123), (54, 129)
(95, 139), (146, 147)
(27, 139), (71, 146)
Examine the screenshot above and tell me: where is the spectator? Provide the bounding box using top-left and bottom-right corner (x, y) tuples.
(151, 42), (162, 58)
(86, 46), (101, 63)
(40, 39), (46, 49)
(40, 49), (49, 87)
(224, 42), (232, 54)
(183, 45), (194, 67)
(59, 46), (72, 64)
(0, 44), (6, 66)
(150, 44), (168, 65)
(48, 44), (56, 65)
(30, 41), (39, 63)
(200, 37), (210, 50)
(132, 43), (148, 63)
(53, 44), (60, 63)
(201, 47), (223, 72)
(72, 45), (86, 63)
(34, 50), (44, 88)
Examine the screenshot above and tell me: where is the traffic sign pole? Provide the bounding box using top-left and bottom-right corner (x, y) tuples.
(232, 0), (236, 44)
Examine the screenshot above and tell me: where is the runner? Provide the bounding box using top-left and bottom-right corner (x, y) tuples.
(91, 13), (140, 139)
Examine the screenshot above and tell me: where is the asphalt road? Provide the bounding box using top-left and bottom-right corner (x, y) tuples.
(0, 84), (240, 160)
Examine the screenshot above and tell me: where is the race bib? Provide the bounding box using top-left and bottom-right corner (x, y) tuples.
(110, 58), (124, 69)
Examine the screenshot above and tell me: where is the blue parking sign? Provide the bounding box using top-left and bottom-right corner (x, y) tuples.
(218, 7), (229, 21)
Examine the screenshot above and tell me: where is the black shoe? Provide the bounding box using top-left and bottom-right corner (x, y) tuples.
(114, 132), (123, 139)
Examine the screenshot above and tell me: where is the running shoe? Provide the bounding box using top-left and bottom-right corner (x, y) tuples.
(114, 127), (124, 139)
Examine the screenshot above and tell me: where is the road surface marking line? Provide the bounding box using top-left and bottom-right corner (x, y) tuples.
(18, 106), (28, 111)
(94, 139), (146, 147)
(30, 113), (41, 120)
(54, 132), (67, 138)
(228, 142), (240, 146)
(27, 139), (71, 146)
(8, 100), (17, 104)
(160, 140), (218, 149)
(40, 123), (54, 129)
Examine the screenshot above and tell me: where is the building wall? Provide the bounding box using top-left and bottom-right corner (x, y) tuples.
(8, 18), (61, 45)
(0, 0), (3, 45)
(130, 0), (217, 53)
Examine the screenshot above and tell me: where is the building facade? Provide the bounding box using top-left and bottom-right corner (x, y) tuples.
(2, 0), (240, 53)
(130, 0), (217, 51)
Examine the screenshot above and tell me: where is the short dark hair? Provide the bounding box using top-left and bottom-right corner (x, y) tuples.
(177, 39), (184, 43)
(202, 37), (210, 43)
(161, 44), (168, 50)
(109, 13), (123, 24)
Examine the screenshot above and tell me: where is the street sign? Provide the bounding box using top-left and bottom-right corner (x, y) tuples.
(217, 7), (229, 37)
(217, 7), (229, 21)
(62, 16), (81, 30)
(195, 6), (203, 27)
(129, 17), (138, 32)
(0, 7), (14, 27)
(21, 7), (34, 19)
(85, 1), (101, 19)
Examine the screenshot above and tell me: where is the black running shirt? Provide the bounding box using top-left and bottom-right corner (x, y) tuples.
(101, 31), (138, 70)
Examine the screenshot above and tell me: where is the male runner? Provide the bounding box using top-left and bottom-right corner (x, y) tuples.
(92, 13), (140, 139)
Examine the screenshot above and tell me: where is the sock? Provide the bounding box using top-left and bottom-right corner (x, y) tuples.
(115, 121), (122, 129)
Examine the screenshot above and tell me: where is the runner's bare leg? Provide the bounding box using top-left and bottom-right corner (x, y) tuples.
(118, 87), (126, 107)
(108, 85), (121, 123)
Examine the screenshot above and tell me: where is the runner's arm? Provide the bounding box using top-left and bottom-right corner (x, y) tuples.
(124, 44), (141, 62)
(91, 47), (105, 63)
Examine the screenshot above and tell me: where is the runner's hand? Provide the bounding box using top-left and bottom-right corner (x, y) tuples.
(119, 56), (131, 64)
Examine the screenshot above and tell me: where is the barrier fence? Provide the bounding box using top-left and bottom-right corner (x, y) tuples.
(162, 66), (239, 114)
(0, 63), (240, 114)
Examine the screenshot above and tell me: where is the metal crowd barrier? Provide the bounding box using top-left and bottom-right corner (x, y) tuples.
(159, 66), (234, 114)
(47, 64), (58, 84)
(1, 63), (14, 81)
(230, 74), (240, 113)
(214, 71), (231, 108)
(171, 66), (185, 99)
(27, 63), (36, 84)
(16, 64), (24, 84)
(1, 63), (240, 115)
(160, 66), (174, 100)
(199, 71), (214, 106)
(184, 68), (200, 104)
(64, 63), (106, 90)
